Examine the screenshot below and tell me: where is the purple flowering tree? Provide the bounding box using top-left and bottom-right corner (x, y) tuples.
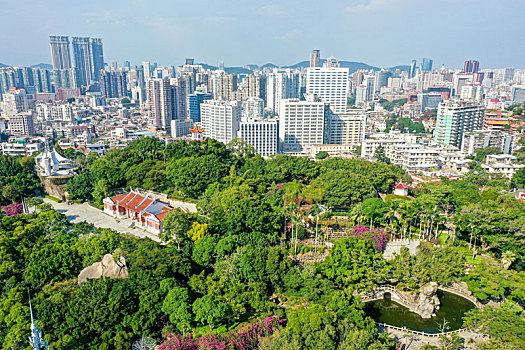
(159, 316), (286, 350)
(1, 203), (23, 216)
(350, 226), (389, 252)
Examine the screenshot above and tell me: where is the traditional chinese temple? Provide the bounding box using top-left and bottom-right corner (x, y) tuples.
(103, 190), (173, 234)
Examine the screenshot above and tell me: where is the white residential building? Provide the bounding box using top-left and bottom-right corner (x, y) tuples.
(434, 100), (485, 148)
(482, 155), (524, 179)
(1, 137), (46, 156)
(8, 112), (35, 136)
(147, 79), (172, 130)
(306, 67), (349, 114)
(462, 130), (514, 155)
(36, 104), (74, 122)
(238, 118), (278, 156)
(211, 71), (237, 100)
(2, 87), (30, 116)
(310, 144), (357, 158)
(278, 95), (328, 153)
(201, 99), (242, 144)
(460, 83), (483, 102)
(266, 69), (300, 115)
(170, 119), (195, 138)
(361, 135), (443, 171)
(355, 85), (368, 106)
(242, 97), (264, 119)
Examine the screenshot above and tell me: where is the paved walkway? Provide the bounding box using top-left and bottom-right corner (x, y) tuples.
(43, 198), (161, 242)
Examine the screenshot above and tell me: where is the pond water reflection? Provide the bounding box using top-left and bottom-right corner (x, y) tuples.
(364, 290), (475, 334)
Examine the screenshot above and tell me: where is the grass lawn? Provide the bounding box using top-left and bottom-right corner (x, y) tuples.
(45, 195), (62, 203)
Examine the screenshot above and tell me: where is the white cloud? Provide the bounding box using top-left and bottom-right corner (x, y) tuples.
(345, 0), (402, 13)
(279, 30), (299, 41)
(204, 16), (236, 24)
(258, 5), (287, 17)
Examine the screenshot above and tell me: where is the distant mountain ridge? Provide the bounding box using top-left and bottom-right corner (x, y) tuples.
(198, 60), (409, 74)
(0, 62), (53, 69)
(31, 63), (53, 69)
(0, 61), (409, 74)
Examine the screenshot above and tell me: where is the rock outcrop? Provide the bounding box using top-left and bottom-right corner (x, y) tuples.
(78, 254), (129, 285)
(413, 282), (440, 318)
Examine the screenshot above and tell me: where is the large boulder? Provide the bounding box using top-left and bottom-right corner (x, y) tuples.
(413, 282), (440, 318)
(78, 253), (129, 285)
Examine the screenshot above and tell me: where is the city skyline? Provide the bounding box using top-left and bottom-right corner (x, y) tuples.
(1, 0), (524, 69)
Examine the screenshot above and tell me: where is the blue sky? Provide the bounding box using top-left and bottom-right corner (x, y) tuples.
(1, 0), (524, 68)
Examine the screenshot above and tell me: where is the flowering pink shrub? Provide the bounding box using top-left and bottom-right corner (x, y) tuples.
(351, 226), (389, 252)
(159, 316), (286, 350)
(1, 203), (23, 216)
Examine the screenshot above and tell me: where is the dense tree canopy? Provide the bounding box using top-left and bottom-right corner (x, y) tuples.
(0, 155), (41, 205)
(3, 137), (525, 349)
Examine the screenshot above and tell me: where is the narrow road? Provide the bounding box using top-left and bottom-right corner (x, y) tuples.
(43, 198), (162, 242)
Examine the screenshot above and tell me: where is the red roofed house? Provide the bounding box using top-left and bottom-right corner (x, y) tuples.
(103, 190), (173, 234)
(393, 183), (410, 196)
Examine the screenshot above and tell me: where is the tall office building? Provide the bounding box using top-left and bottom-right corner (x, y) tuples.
(355, 85), (368, 106)
(434, 100), (485, 148)
(246, 73), (266, 100)
(49, 36), (72, 69)
(188, 92), (213, 122)
(169, 78), (187, 119)
(238, 118), (279, 156)
(364, 75), (375, 101)
(409, 59), (417, 78)
(328, 113), (366, 145)
(100, 71), (128, 98)
(72, 37), (93, 86)
(201, 99), (242, 144)
(32, 68), (52, 93)
(503, 68), (515, 82)
(211, 71), (237, 100)
(91, 38), (104, 80)
(511, 86), (525, 102)
(306, 66), (349, 114)
(278, 95), (329, 153)
(418, 93), (443, 110)
(421, 58), (433, 72)
(266, 69), (300, 114)
(375, 70), (392, 92)
(463, 60), (480, 73)
(453, 73), (475, 96)
(142, 61), (152, 81)
(146, 79), (173, 130)
(310, 50), (321, 68)
(0, 69), (17, 97)
(54, 68), (79, 89)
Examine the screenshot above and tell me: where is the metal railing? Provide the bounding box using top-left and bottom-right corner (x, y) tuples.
(376, 323), (467, 338)
(438, 285), (483, 309)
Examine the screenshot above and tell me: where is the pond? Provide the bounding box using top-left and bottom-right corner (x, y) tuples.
(364, 290), (475, 334)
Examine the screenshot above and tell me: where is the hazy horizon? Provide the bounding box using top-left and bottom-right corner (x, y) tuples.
(1, 0), (524, 69)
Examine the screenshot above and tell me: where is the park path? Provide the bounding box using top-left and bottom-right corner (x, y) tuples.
(42, 198), (162, 242)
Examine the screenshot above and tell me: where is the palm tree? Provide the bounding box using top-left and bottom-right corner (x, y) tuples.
(397, 202), (410, 239)
(349, 203), (365, 226)
(501, 251), (517, 270)
(385, 200), (400, 234)
(310, 203), (323, 253)
(285, 202), (298, 245)
(292, 211), (302, 256)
